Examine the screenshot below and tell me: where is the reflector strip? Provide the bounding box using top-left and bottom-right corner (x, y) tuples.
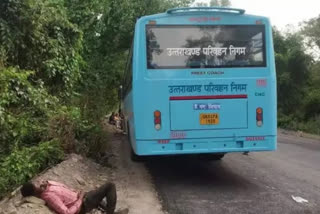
(158, 139), (170, 144)
(170, 94), (247, 100)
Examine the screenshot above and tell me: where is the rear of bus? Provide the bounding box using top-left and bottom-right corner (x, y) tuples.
(127, 7), (277, 157)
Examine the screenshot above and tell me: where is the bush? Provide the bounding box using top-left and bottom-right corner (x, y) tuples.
(48, 107), (81, 153)
(0, 0), (83, 97)
(304, 90), (320, 119)
(0, 67), (59, 155)
(48, 106), (109, 159)
(0, 140), (64, 198)
(80, 123), (109, 159)
(278, 113), (297, 130)
(297, 116), (320, 135)
(278, 111), (320, 135)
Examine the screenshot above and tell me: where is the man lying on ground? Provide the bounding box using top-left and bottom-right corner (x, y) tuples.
(21, 180), (117, 214)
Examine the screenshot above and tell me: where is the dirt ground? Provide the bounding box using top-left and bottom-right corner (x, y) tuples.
(0, 124), (164, 214)
(110, 126), (165, 214)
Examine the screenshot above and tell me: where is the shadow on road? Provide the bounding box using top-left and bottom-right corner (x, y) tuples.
(144, 155), (263, 214)
(145, 155), (257, 190)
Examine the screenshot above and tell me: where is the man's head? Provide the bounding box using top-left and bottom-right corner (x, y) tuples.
(21, 182), (36, 197)
(21, 181), (46, 197)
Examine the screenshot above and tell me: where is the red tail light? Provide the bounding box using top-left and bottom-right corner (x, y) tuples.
(256, 107), (263, 127)
(154, 110), (161, 130)
(154, 117), (161, 124)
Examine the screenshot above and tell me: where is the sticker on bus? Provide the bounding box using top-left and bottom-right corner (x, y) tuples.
(193, 104), (221, 110)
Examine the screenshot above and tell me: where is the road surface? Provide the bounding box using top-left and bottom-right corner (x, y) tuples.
(143, 132), (320, 214)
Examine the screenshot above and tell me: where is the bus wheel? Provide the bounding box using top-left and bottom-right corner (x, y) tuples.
(130, 148), (144, 162)
(127, 121), (130, 142)
(127, 121), (144, 162)
(199, 154), (225, 161)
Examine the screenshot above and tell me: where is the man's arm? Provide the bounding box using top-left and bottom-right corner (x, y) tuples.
(43, 193), (83, 214)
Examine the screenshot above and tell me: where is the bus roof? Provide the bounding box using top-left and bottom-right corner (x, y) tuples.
(166, 7), (245, 15)
(138, 7), (270, 24)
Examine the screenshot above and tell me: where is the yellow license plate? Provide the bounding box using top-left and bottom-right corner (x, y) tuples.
(200, 113), (219, 125)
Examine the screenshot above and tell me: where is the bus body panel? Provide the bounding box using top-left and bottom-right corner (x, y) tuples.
(170, 98), (248, 130)
(123, 9), (277, 156)
(135, 136), (276, 155)
(132, 78), (276, 139)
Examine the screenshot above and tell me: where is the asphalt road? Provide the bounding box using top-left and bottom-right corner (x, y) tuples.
(145, 132), (320, 214)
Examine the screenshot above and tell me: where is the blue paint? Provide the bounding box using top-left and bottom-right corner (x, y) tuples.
(122, 7), (277, 156)
(171, 99), (247, 130)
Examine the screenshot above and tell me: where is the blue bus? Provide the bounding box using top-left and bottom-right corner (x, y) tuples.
(122, 7), (277, 161)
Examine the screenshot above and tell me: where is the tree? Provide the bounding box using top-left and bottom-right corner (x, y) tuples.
(0, 0), (198, 197)
(210, 0), (231, 7)
(195, 2), (209, 6)
(302, 15), (320, 58)
(63, 0), (195, 120)
(194, 0), (231, 7)
(301, 16), (320, 119)
(0, 0), (83, 97)
(273, 28), (312, 117)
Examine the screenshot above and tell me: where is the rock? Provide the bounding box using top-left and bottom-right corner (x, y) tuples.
(27, 203), (34, 208)
(23, 196), (46, 205)
(70, 154), (83, 162)
(115, 208), (129, 214)
(14, 200), (24, 207)
(0, 150), (114, 214)
(0, 198), (9, 206)
(9, 187), (22, 199)
(75, 175), (86, 185)
(52, 168), (60, 176)
(21, 204), (28, 209)
(7, 204), (17, 214)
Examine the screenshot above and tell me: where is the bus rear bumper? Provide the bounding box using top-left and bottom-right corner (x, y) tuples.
(134, 136), (277, 156)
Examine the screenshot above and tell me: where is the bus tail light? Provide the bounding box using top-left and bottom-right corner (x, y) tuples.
(154, 110), (161, 130)
(256, 107), (263, 127)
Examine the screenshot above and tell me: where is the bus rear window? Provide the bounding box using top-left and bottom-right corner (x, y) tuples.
(146, 25), (266, 69)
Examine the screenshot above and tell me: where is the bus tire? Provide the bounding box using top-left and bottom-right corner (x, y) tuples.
(130, 148), (144, 162)
(127, 121), (144, 162)
(127, 121), (130, 142)
(199, 154), (225, 161)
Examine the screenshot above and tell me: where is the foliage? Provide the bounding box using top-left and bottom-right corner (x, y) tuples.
(0, 140), (64, 198)
(274, 24), (320, 134)
(64, 0), (194, 121)
(1, 0), (320, 201)
(47, 105), (108, 158)
(0, 0), (83, 97)
(0, 67), (59, 155)
(76, 122), (110, 159)
(304, 89), (320, 118)
(273, 28), (312, 116)
(302, 14), (320, 59)
(48, 106), (83, 153)
(0, 0), (194, 197)
(210, 0), (231, 7)
(195, 0), (231, 7)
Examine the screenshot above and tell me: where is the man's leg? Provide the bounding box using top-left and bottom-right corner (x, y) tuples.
(81, 182), (117, 214)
